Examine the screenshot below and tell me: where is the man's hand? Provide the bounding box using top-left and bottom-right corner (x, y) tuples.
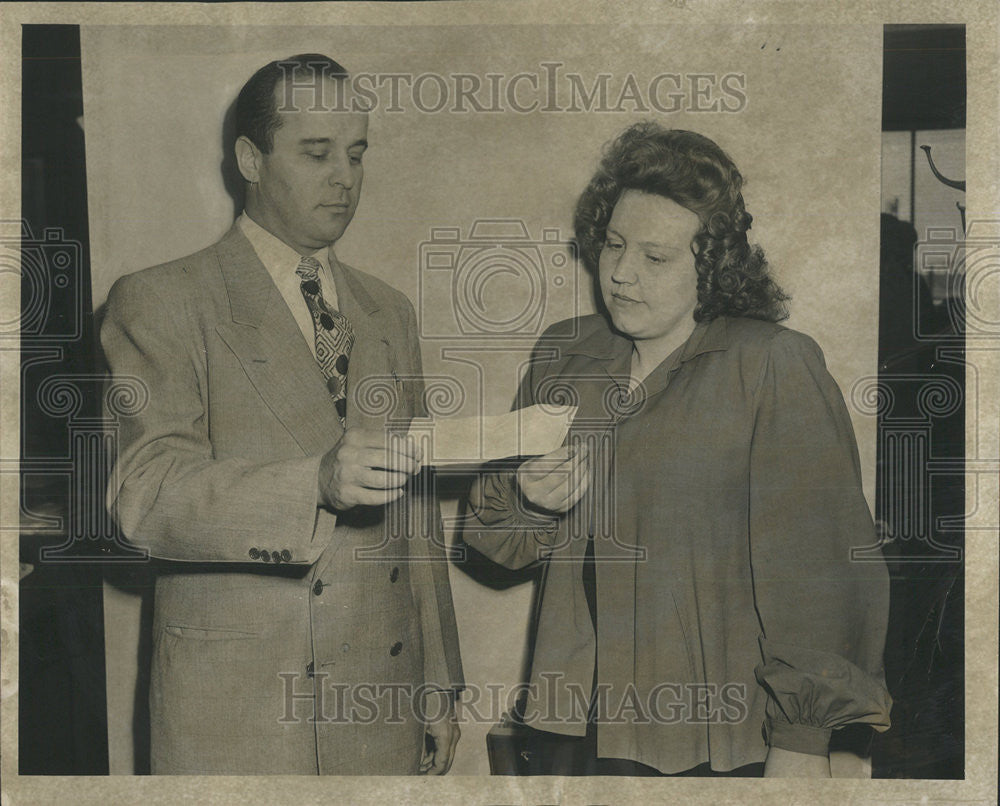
(763, 746), (832, 777)
(516, 443), (590, 515)
(419, 691), (460, 775)
(317, 428), (423, 511)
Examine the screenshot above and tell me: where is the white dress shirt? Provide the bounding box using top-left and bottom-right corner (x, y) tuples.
(238, 213), (340, 358)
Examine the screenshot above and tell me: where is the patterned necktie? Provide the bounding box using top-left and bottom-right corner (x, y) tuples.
(296, 255), (355, 426)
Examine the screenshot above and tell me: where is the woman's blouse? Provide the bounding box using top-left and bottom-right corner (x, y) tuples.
(466, 314), (892, 774)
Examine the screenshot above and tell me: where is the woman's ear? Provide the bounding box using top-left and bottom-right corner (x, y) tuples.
(234, 135), (262, 184)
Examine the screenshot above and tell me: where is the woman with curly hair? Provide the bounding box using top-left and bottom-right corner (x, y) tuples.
(465, 123), (892, 777)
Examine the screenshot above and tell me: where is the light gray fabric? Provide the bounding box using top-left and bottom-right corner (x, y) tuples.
(102, 224), (463, 774)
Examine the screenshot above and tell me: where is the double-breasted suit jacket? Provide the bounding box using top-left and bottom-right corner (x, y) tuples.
(101, 224), (463, 774)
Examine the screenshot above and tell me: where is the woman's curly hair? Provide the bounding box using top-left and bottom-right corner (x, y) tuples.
(574, 122), (789, 323)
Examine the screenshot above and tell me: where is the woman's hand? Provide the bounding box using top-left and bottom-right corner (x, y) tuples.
(515, 443), (590, 515)
(763, 746), (832, 777)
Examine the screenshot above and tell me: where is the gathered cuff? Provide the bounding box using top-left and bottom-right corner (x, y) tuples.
(764, 720), (833, 756)
(469, 470), (559, 537)
(755, 637), (892, 755)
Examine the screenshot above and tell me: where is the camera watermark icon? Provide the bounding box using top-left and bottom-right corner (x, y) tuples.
(418, 219), (578, 341)
(0, 219), (83, 341)
(915, 218), (1000, 340)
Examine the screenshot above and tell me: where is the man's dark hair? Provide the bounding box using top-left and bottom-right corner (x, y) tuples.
(235, 54), (349, 154)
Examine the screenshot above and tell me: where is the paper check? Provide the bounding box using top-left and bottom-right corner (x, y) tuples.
(409, 403), (578, 467)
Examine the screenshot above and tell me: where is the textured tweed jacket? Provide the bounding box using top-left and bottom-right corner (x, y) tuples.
(102, 224), (463, 774)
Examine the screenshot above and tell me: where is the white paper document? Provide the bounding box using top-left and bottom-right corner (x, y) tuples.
(409, 403), (578, 467)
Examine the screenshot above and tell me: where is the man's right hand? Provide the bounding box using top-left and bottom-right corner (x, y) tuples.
(318, 427), (423, 511)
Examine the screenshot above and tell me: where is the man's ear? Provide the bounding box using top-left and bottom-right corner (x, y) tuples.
(235, 135), (263, 184)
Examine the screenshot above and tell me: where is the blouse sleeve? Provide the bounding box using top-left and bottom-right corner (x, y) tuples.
(463, 340), (562, 570)
(749, 330), (892, 756)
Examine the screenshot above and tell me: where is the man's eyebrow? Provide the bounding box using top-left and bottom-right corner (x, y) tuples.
(297, 138), (368, 149)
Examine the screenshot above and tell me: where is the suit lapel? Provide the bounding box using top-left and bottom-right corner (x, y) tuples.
(330, 258), (397, 430)
(213, 225), (344, 454)
(314, 260), (400, 577)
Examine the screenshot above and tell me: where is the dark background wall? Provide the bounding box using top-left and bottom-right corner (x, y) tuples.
(19, 24), (108, 775)
(872, 23), (966, 780)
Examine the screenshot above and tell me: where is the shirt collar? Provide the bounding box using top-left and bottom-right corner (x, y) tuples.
(237, 212), (333, 278)
(562, 314), (731, 364)
(678, 315), (729, 363)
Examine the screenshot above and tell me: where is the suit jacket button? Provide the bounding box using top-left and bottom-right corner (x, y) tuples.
(281, 550), (292, 562)
(260, 550), (271, 563)
(389, 567), (399, 583)
(390, 641), (403, 657)
(313, 579), (325, 596)
(248, 548), (260, 560)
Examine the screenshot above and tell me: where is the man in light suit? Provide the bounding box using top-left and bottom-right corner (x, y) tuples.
(101, 54), (463, 775)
